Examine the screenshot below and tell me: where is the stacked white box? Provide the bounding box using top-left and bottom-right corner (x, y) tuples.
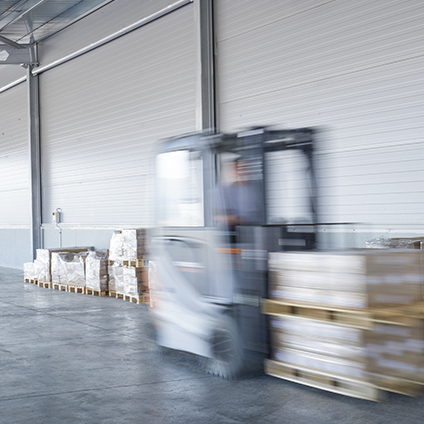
(51, 252), (69, 284)
(24, 262), (37, 281)
(108, 228), (148, 298)
(122, 229), (146, 260)
(86, 250), (108, 292)
(269, 250), (423, 309)
(270, 316), (367, 379)
(108, 261), (124, 294)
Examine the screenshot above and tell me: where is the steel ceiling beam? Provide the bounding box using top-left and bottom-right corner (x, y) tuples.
(0, 0), (49, 30)
(0, 34), (23, 48)
(0, 42), (37, 64)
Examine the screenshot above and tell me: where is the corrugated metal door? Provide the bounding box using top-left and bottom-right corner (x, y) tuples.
(215, 0), (424, 228)
(39, 4), (196, 228)
(0, 83), (29, 227)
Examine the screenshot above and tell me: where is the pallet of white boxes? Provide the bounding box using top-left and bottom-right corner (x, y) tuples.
(263, 243), (424, 401)
(108, 229), (149, 304)
(23, 228), (149, 304)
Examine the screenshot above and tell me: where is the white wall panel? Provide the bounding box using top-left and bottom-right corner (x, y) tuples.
(38, 0), (183, 66)
(0, 84), (29, 227)
(0, 65), (26, 90)
(40, 5), (195, 227)
(216, 0), (424, 227)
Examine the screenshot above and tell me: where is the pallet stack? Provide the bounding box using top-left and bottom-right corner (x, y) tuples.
(23, 232), (149, 304)
(108, 229), (149, 304)
(52, 251), (89, 293)
(264, 249), (424, 401)
(24, 247), (94, 289)
(23, 262), (37, 284)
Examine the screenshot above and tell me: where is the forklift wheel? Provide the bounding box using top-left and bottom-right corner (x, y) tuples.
(204, 314), (243, 379)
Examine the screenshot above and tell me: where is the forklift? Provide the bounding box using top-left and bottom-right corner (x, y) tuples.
(148, 127), (317, 377)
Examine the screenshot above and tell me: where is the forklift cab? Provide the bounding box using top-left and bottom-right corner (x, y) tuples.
(149, 127), (317, 377)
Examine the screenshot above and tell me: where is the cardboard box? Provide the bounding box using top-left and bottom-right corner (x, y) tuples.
(269, 250), (423, 308)
(269, 316), (424, 384)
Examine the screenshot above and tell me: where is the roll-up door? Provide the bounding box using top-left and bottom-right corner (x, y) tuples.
(0, 83), (29, 227)
(215, 0), (424, 229)
(40, 4), (195, 228)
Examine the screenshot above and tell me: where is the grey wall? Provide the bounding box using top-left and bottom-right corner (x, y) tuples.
(0, 1), (196, 268)
(1, 0), (424, 269)
(0, 229), (32, 268)
(215, 0), (424, 229)
(39, 4), (196, 228)
(0, 83), (30, 268)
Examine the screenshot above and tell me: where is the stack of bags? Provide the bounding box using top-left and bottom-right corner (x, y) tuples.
(268, 249), (424, 390)
(108, 229), (148, 300)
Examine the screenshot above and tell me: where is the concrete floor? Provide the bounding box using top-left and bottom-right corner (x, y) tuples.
(1, 267), (424, 424)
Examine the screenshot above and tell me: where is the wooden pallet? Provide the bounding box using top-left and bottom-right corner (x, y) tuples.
(115, 292), (124, 300)
(122, 294), (147, 304)
(122, 259), (148, 267)
(262, 299), (372, 329)
(51, 282), (67, 291)
(388, 302), (424, 318)
(85, 287), (107, 297)
(265, 359), (423, 400)
(372, 374), (423, 397)
(262, 299), (424, 329)
(37, 281), (51, 289)
(28, 278), (38, 285)
(67, 284), (85, 294)
(265, 359), (382, 401)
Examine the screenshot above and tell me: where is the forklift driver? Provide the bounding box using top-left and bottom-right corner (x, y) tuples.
(214, 157), (261, 236)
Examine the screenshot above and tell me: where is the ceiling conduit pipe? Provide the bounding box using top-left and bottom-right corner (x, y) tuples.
(0, 0), (193, 93)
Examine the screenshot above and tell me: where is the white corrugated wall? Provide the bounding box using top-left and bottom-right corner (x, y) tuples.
(215, 0), (424, 231)
(0, 83), (31, 267)
(39, 3), (196, 229)
(0, 83), (29, 227)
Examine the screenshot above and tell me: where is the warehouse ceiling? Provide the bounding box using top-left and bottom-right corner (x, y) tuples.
(0, 0), (114, 45)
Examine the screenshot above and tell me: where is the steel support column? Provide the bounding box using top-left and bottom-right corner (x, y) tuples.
(194, 0), (215, 132)
(27, 65), (42, 259)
